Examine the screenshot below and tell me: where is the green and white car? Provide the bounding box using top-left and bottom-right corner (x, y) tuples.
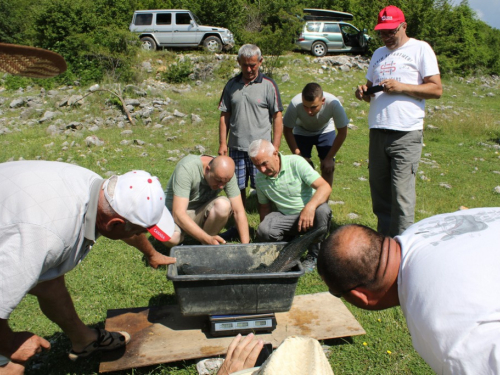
(296, 9), (370, 57)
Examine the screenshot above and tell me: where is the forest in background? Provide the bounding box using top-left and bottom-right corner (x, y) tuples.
(1, 0), (500, 84)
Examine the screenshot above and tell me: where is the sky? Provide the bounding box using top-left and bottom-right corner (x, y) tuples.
(454, 0), (500, 30)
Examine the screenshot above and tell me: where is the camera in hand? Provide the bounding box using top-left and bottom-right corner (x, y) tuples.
(364, 85), (384, 95)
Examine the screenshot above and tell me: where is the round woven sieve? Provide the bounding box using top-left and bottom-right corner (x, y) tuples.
(0, 43), (67, 78)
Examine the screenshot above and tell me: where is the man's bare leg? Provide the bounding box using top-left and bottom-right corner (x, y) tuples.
(321, 170), (334, 186)
(0, 361), (25, 375)
(240, 188), (247, 209)
(203, 198), (231, 235)
(29, 276), (97, 353)
(163, 231), (184, 248)
(319, 157), (335, 186)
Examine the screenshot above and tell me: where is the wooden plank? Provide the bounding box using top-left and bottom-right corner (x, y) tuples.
(99, 292), (365, 373)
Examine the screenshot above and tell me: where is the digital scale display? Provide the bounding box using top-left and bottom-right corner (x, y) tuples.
(214, 318), (272, 331)
(209, 313), (277, 336)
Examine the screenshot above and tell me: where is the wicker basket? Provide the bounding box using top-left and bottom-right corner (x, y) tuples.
(0, 43), (67, 78)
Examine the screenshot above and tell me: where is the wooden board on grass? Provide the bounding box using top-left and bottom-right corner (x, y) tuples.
(99, 292), (365, 373)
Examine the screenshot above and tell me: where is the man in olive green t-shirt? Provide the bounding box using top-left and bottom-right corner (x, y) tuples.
(164, 155), (249, 246)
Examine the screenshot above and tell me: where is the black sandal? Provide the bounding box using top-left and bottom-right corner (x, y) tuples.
(68, 328), (131, 361)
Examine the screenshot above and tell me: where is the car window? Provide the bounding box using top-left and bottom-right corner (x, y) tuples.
(176, 12), (193, 25)
(306, 22), (321, 32)
(340, 24), (359, 35)
(135, 13), (153, 26)
(192, 13), (201, 24)
(156, 13), (172, 25)
(323, 23), (340, 33)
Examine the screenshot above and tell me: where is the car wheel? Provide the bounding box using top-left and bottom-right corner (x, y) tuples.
(140, 37), (156, 51)
(203, 36), (223, 52)
(311, 41), (327, 57)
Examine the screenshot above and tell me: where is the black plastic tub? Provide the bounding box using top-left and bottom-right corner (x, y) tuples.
(167, 243), (305, 316)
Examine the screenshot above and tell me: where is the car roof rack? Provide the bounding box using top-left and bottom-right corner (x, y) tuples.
(303, 8), (354, 21)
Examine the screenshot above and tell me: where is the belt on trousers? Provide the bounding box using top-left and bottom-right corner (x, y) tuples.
(372, 128), (405, 134)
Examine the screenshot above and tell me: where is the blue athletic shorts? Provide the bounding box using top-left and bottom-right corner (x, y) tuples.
(229, 148), (257, 190)
(294, 131), (335, 160)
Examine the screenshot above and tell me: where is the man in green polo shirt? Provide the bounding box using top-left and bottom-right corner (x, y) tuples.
(248, 139), (332, 272)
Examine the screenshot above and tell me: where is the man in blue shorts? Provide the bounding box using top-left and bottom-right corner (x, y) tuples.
(284, 82), (348, 186)
(218, 44), (283, 208)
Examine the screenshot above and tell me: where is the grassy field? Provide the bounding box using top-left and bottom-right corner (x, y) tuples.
(2, 51), (500, 374)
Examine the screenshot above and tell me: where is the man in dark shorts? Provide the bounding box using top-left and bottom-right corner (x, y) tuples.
(284, 83), (348, 186)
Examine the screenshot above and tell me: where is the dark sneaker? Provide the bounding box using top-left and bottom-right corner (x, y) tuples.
(301, 255), (317, 273)
(219, 226), (239, 242)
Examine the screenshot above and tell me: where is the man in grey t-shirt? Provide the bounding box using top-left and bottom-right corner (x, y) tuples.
(218, 44), (284, 206)
(284, 83), (348, 186)
(164, 155), (250, 246)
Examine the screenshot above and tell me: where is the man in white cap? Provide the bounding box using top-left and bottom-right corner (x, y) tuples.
(0, 160), (175, 374)
(355, 5), (442, 237)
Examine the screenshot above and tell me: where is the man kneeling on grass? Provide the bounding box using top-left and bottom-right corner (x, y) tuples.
(162, 154), (250, 247)
(248, 139), (332, 273)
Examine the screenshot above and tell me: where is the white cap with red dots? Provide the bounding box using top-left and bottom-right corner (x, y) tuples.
(102, 170), (174, 241)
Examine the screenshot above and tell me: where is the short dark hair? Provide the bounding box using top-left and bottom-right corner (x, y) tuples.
(302, 83), (323, 102)
(318, 224), (384, 294)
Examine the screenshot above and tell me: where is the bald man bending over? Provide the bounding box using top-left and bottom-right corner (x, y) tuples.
(163, 155), (249, 246)
(318, 208), (500, 373)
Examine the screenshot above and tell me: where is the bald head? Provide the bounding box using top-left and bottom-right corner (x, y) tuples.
(205, 155), (235, 190)
(318, 224), (384, 296)
(210, 155), (235, 178)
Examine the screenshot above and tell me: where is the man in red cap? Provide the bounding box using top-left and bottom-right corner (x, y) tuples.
(355, 5), (442, 237)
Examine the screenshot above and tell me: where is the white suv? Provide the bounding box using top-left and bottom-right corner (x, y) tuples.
(129, 10), (235, 52)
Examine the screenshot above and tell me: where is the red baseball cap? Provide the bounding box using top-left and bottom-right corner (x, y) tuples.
(374, 5), (405, 30)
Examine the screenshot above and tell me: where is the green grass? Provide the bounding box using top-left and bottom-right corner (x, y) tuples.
(2, 52), (500, 374)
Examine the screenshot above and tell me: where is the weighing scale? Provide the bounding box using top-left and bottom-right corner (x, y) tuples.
(99, 292), (366, 373)
(209, 313), (277, 337)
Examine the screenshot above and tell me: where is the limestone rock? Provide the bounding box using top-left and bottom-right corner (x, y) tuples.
(10, 98), (25, 108)
(85, 135), (104, 147)
(68, 95), (84, 106)
(39, 111), (61, 123)
(191, 114), (202, 124)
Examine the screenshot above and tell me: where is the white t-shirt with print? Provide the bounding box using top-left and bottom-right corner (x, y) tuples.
(366, 38), (440, 131)
(397, 207), (500, 374)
